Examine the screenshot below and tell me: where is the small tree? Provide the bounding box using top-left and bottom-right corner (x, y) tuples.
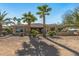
(63, 7), (79, 28)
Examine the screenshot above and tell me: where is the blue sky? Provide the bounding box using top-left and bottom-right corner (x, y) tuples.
(0, 3), (79, 24)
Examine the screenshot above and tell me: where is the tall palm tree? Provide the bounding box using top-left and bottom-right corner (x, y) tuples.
(37, 4), (52, 37)
(0, 11), (8, 34)
(22, 12), (37, 36)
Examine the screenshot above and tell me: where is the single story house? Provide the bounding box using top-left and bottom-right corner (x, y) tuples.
(3, 23), (79, 36)
(11, 23), (58, 35)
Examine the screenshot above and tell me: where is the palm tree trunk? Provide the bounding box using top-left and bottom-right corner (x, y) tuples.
(0, 23), (2, 35)
(43, 15), (45, 28)
(43, 15), (46, 37)
(28, 22), (31, 36)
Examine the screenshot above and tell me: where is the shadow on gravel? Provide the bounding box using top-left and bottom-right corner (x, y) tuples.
(45, 37), (79, 56)
(49, 36), (62, 39)
(16, 36), (59, 56)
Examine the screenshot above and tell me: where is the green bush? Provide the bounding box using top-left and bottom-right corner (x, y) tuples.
(31, 29), (39, 37)
(4, 28), (12, 34)
(48, 31), (56, 36)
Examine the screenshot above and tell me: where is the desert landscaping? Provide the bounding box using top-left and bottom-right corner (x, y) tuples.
(0, 4), (79, 56)
(0, 36), (78, 56)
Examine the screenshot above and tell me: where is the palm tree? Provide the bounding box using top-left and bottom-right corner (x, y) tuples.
(4, 17), (21, 35)
(4, 18), (15, 26)
(0, 11), (8, 34)
(37, 4), (52, 37)
(22, 12), (37, 36)
(13, 17), (21, 25)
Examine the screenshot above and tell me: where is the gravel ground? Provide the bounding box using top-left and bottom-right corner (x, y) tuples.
(40, 36), (79, 56)
(0, 36), (79, 56)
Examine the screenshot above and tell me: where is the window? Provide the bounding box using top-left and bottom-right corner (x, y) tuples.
(16, 28), (23, 33)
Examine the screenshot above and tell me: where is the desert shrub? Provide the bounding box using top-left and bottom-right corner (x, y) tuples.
(57, 28), (63, 32)
(4, 28), (12, 34)
(31, 29), (39, 37)
(48, 31), (56, 36)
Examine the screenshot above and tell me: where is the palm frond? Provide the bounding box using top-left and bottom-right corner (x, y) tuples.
(46, 8), (52, 12)
(22, 12), (37, 23)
